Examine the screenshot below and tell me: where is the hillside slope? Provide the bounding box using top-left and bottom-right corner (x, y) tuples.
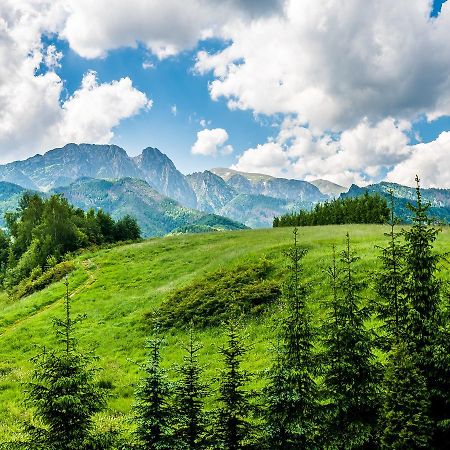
(53, 177), (246, 237)
(0, 225), (449, 437)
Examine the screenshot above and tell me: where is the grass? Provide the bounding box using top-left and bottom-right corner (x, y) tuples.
(0, 224), (449, 437)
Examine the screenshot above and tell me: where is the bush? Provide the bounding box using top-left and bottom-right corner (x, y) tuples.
(155, 258), (281, 329)
(10, 260), (76, 300)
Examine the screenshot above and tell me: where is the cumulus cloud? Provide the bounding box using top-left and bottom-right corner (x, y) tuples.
(62, 0), (284, 59)
(387, 132), (450, 188)
(0, 0), (151, 163)
(233, 118), (411, 186)
(192, 128), (233, 156)
(196, 0), (450, 132)
(55, 71), (151, 145)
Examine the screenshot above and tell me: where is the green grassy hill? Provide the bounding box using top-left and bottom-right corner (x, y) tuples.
(1, 225), (449, 437)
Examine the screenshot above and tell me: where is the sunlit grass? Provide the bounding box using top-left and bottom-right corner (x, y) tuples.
(0, 225), (449, 437)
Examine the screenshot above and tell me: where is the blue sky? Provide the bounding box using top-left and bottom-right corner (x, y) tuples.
(1, 0), (449, 187)
(42, 36), (274, 174)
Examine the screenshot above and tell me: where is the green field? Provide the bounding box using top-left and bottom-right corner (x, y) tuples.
(1, 225), (449, 437)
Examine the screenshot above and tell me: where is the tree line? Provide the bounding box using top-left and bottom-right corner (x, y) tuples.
(273, 192), (390, 227)
(2, 178), (450, 449)
(0, 192), (141, 291)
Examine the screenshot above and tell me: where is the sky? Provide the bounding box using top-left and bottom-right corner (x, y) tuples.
(0, 0), (449, 187)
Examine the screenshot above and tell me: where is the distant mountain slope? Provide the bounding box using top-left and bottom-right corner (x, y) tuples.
(210, 167), (274, 182)
(211, 167), (326, 203)
(310, 179), (347, 197)
(342, 182), (450, 223)
(0, 144), (197, 208)
(186, 171), (237, 213)
(0, 182), (28, 228)
(218, 193), (291, 229)
(133, 147), (197, 208)
(52, 178), (246, 237)
(188, 168), (327, 227)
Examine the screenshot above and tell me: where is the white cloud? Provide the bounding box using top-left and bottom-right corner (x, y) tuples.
(387, 132), (450, 188)
(233, 118), (411, 186)
(142, 60), (154, 70)
(192, 128), (233, 156)
(55, 71), (151, 145)
(196, 0), (450, 132)
(231, 142), (290, 177)
(62, 0), (283, 60)
(0, 1), (151, 163)
(171, 105), (177, 116)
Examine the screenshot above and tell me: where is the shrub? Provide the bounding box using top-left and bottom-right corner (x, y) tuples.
(10, 260), (76, 300)
(155, 258), (281, 329)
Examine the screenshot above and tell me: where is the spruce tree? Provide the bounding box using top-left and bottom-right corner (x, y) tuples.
(375, 190), (407, 344)
(263, 228), (318, 449)
(381, 342), (432, 449)
(216, 319), (252, 450)
(134, 337), (174, 450)
(174, 329), (207, 450)
(402, 176), (450, 448)
(321, 234), (380, 449)
(21, 278), (108, 450)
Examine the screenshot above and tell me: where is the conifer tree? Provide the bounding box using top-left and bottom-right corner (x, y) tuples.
(381, 342), (432, 449)
(134, 337), (174, 450)
(402, 176), (450, 448)
(263, 228), (318, 449)
(403, 176), (441, 350)
(174, 329), (207, 450)
(321, 235), (380, 449)
(216, 319), (252, 450)
(20, 279), (108, 450)
(375, 190), (407, 343)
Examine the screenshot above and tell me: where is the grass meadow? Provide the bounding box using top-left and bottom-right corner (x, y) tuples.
(1, 225), (449, 437)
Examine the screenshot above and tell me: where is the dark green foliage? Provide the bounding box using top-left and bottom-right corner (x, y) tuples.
(2, 192), (140, 290)
(9, 260), (75, 300)
(215, 320), (253, 450)
(156, 259), (280, 329)
(402, 177), (442, 349)
(19, 280), (108, 449)
(375, 191), (408, 343)
(113, 214), (141, 242)
(273, 191), (390, 227)
(381, 342), (432, 449)
(173, 331), (207, 450)
(0, 228), (9, 279)
(321, 236), (380, 449)
(134, 338), (174, 450)
(263, 228), (318, 449)
(401, 176), (450, 448)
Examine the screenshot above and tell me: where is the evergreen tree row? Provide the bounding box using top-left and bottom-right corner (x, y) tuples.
(273, 192), (390, 227)
(0, 192), (141, 289)
(3, 178), (449, 449)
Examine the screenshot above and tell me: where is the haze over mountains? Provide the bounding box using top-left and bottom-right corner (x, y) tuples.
(0, 143), (449, 234)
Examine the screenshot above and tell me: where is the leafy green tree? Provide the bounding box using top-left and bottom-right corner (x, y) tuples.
(375, 190), (407, 344)
(402, 176), (450, 448)
(263, 228), (318, 449)
(173, 329), (207, 450)
(114, 215), (141, 242)
(19, 279), (108, 449)
(0, 229), (9, 275)
(216, 319), (253, 450)
(381, 342), (432, 449)
(134, 337), (174, 450)
(321, 235), (380, 449)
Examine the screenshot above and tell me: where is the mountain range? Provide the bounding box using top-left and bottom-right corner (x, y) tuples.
(0, 143), (449, 234)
